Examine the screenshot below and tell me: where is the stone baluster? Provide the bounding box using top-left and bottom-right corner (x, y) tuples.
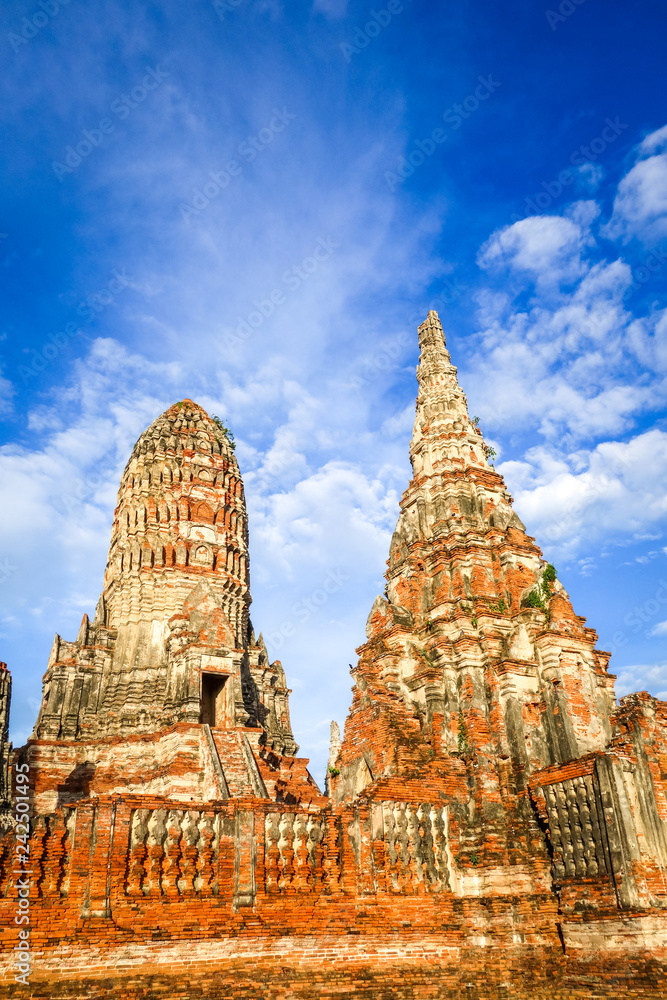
(383, 805), (400, 892)
(431, 806), (450, 889)
(543, 786), (566, 879)
(178, 811), (200, 894)
(574, 776), (598, 876)
(418, 803), (438, 887)
(322, 816), (342, 894)
(197, 813), (216, 894)
(294, 814), (311, 891)
(553, 784), (576, 878)
(565, 780), (586, 878)
(146, 809), (167, 895)
(162, 809), (183, 897)
(307, 815), (323, 891)
(278, 813), (296, 892)
(265, 813), (281, 894)
(396, 805), (411, 891)
(368, 807), (388, 894)
(584, 775), (608, 876)
(407, 804), (424, 892)
(127, 809), (150, 895)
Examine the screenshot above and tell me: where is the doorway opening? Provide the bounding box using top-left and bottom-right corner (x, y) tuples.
(200, 673), (228, 727)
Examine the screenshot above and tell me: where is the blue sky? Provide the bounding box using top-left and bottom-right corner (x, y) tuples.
(1, 0), (666, 784)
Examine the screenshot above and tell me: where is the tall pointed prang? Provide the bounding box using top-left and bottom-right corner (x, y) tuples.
(332, 310), (617, 808)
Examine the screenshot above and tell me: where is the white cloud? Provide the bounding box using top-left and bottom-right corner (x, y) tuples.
(649, 620), (667, 637)
(477, 213), (591, 289)
(615, 662), (667, 701)
(603, 124), (667, 243)
(249, 461), (400, 581)
(464, 257), (658, 442)
(499, 429), (667, 562)
(639, 124), (667, 157)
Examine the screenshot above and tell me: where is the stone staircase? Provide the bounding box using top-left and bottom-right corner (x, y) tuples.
(209, 728), (268, 798)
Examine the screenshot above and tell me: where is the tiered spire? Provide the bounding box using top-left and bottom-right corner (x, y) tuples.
(410, 309), (483, 478)
(331, 311), (616, 805)
(32, 400), (297, 755)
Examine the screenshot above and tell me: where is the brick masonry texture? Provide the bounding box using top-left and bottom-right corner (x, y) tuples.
(1, 311), (666, 998)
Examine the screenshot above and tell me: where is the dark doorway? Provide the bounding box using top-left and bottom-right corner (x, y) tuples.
(200, 673), (227, 726)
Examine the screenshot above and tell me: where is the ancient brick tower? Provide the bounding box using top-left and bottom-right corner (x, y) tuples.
(334, 308), (618, 781)
(330, 311), (667, 913)
(0, 316), (666, 1000)
(26, 400), (319, 812)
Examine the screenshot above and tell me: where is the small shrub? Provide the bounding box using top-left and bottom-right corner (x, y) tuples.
(521, 589), (546, 612)
(211, 414), (236, 451)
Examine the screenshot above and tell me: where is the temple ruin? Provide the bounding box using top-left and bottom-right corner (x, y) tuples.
(0, 311), (665, 998)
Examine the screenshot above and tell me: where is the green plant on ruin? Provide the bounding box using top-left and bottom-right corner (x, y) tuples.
(457, 709), (469, 754)
(471, 616), (478, 628)
(416, 645), (436, 667)
(327, 766), (340, 777)
(211, 414), (236, 451)
(520, 564), (557, 616)
(471, 415), (481, 427)
(488, 598), (506, 614)
(521, 589), (547, 612)
(470, 853), (479, 867)
(483, 444), (497, 461)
